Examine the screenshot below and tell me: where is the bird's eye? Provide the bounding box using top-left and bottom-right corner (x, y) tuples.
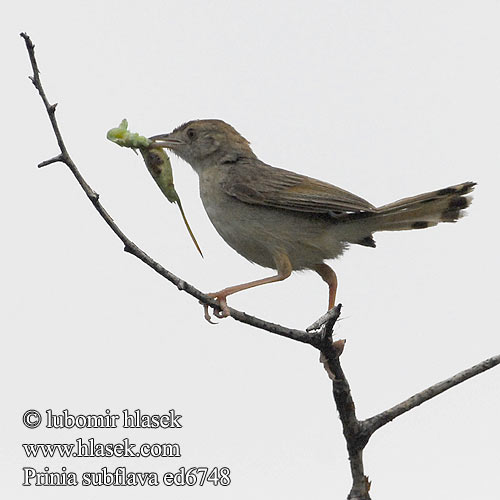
(186, 128), (196, 140)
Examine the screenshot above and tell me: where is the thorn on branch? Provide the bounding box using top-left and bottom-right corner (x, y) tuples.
(49, 103), (58, 113)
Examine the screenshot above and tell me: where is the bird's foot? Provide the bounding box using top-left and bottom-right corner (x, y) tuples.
(201, 293), (231, 323)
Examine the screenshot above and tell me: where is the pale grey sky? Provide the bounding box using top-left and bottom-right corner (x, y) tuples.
(3, 1), (499, 499)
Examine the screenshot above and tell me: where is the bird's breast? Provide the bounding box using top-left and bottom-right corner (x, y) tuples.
(196, 166), (347, 270)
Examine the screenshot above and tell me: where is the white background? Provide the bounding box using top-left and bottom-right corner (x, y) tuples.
(2, 1), (499, 499)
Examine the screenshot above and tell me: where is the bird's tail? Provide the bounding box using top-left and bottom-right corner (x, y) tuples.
(370, 181), (476, 232)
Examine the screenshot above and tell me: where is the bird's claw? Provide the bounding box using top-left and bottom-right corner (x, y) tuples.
(202, 303), (218, 324)
(215, 309), (232, 319)
(201, 294), (231, 323)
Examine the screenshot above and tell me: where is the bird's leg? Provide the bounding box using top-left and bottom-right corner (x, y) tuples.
(314, 263), (338, 311)
(204, 253), (292, 321)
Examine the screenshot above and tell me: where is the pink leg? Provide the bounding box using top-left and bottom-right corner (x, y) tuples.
(314, 263), (338, 311)
(204, 252), (292, 320)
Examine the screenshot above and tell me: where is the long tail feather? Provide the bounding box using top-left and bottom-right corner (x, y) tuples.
(371, 181), (476, 232)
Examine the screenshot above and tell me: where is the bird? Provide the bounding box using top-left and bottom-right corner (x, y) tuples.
(150, 119), (475, 320)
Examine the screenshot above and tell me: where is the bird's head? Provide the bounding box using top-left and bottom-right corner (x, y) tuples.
(150, 119), (256, 172)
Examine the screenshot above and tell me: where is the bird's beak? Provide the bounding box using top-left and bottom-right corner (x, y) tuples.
(148, 133), (184, 149)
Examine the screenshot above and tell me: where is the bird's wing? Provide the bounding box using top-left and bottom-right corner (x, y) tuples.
(220, 160), (375, 214)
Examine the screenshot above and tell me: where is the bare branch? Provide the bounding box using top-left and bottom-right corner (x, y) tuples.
(328, 356), (371, 500)
(319, 315), (371, 500)
(20, 32), (318, 347)
(363, 354), (500, 434)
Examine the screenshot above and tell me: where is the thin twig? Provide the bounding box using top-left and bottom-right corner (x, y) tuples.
(363, 354), (500, 434)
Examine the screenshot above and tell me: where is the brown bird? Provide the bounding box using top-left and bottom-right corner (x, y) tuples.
(150, 120), (475, 319)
